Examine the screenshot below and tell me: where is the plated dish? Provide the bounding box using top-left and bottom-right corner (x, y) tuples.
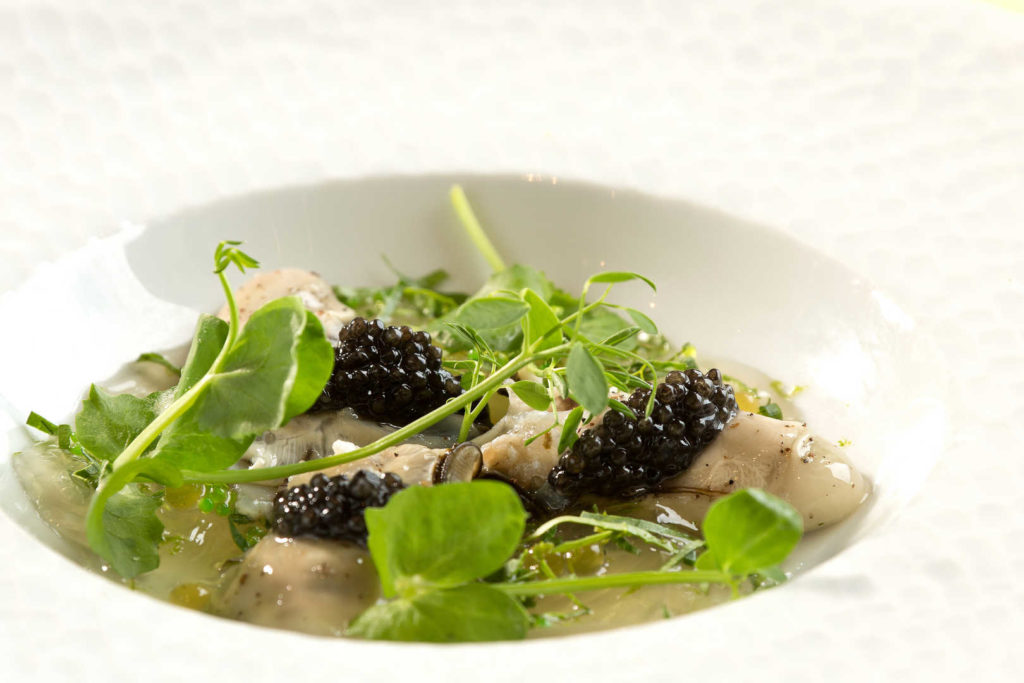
(10, 184), (871, 641)
(0, 176), (943, 669)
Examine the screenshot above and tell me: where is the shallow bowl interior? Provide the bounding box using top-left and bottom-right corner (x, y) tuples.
(0, 174), (945, 630)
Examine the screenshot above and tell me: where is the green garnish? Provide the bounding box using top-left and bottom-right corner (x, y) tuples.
(334, 262), (463, 325)
(347, 481), (801, 642)
(77, 241), (334, 577)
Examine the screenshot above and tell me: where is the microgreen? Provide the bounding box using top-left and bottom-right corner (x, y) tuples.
(695, 488), (802, 580)
(347, 481), (802, 642)
(26, 411), (102, 485)
(186, 217), (673, 486)
(76, 386), (164, 462)
(556, 405), (584, 452)
(347, 482), (530, 641)
(334, 263), (463, 324)
(508, 380), (552, 411)
(366, 481), (526, 597)
(79, 241), (333, 578)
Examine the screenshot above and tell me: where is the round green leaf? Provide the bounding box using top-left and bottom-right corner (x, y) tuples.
(509, 380), (552, 411)
(700, 489), (803, 575)
(365, 481), (526, 597)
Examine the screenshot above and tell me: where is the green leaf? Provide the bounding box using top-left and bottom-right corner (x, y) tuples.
(598, 326), (642, 348)
(196, 297), (310, 436)
(607, 398), (637, 419)
(365, 481), (526, 598)
(557, 405), (584, 452)
(75, 386), (160, 462)
(624, 308), (658, 334)
(566, 343), (608, 415)
(449, 295), (531, 352)
(579, 308), (636, 350)
(95, 483), (165, 578)
(476, 264), (555, 301)
(697, 489), (802, 576)
(758, 402), (783, 420)
(522, 288), (562, 351)
(586, 271), (657, 292)
(135, 352), (181, 376)
(346, 584), (528, 642)
(509, 381), (551, 411)
(154, 297), (330, 472)
(442, 321), (495, 359)
(282, 311), (334, 420)
(175, 314), (229, 398)
(439, 265), (558, 353)
(531, 511), (697, 553)
(454, 295), (530, 331)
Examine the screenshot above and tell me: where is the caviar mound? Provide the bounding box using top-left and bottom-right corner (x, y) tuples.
(273, 470), (405, 546)
(312, 317), (462, 424)
(549, 368), (738, 499)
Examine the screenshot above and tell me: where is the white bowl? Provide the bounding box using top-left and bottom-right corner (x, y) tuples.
(0, 175), (946, 680)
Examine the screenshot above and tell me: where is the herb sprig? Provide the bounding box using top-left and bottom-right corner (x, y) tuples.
(68, 242), (334, 576)
(347, 481), (802, 641)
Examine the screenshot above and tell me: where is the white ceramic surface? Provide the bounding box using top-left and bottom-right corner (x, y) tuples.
(1, 1), (1022, 681)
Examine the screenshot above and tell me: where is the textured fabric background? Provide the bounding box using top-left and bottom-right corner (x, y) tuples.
(1, 1), (1022, 680)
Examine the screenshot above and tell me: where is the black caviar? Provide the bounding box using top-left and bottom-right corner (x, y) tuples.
(548, 368), (738, 499)
(311, 317), (462, 424)
(272, 470), (405, 546)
